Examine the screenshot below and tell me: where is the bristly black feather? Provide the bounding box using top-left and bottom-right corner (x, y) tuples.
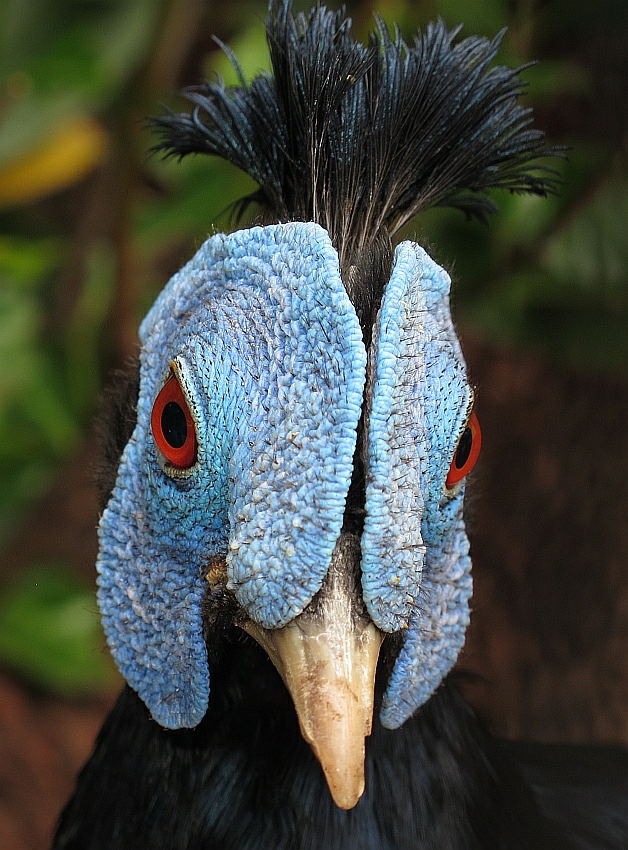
(151, 0), (560, 326)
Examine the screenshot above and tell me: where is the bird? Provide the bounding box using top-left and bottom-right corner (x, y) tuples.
(51, 2), (628, 848)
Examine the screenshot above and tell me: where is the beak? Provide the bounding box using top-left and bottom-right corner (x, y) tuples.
(241, 533), (382, 810)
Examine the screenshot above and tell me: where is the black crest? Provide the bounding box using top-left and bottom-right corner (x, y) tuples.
(152, 0), (559, 326)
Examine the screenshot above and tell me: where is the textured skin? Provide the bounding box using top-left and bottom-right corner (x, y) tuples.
(97, 223), (366, 728)
(362, 242), (473, 727)
(97, 223), (474, 732)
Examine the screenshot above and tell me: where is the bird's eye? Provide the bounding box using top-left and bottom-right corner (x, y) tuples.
(445, 410), (481, 489)
(151, 375), (197, 469)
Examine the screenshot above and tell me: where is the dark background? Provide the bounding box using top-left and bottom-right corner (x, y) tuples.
(0, 0), (627, 847)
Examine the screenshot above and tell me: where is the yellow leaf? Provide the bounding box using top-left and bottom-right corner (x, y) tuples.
(0, 117), (109, 207)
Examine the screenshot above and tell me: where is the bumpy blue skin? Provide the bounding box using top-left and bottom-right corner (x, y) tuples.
(97, 223), (473, 732)
(363, 243), (473, 728)
(97, 223), (366, 728)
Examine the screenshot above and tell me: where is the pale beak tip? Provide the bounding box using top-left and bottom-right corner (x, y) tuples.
(300, 701), (369, 810)
(327, 771), (365, 810)
(238, 533), (383, 811)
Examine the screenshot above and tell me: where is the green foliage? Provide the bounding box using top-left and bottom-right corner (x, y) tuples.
(0, 0), (164, 168)
(63, 243), (116, 420)
(0, 236), (115, 539)
(0, 562), (119, 694)
(0, 237), (75, 536)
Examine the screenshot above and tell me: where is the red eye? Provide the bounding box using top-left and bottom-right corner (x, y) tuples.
(151, 375), (197, 469)
(445, 410), (481, 489)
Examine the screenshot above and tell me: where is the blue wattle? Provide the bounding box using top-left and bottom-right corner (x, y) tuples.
(96, 223), (366, 728)
(363, 242), (473, 726)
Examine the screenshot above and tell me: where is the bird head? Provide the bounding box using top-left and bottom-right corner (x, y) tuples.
(96, 0), (557, 810)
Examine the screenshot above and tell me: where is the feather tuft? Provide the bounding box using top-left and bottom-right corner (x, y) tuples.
(151, 0), (560, 322)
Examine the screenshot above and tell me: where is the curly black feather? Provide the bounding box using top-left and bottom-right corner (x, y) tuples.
(152, 1), (559, 303)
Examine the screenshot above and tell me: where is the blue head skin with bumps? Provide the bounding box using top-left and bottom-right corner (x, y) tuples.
(96, 222), (472, 731)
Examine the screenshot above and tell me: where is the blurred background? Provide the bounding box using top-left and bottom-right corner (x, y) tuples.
(0, 0), (627, 847)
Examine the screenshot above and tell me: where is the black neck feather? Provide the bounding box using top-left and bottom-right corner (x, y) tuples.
(52, 633), (573, 850)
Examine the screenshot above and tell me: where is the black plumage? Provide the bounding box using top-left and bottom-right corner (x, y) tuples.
(52, 628), (628, 849)
(53, 646), (573, 850)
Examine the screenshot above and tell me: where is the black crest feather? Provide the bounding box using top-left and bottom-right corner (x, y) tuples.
(152, 0), (559, 322)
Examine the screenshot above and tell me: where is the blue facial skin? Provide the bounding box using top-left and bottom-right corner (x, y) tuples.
(96, 222), (473, 731)
(362, 241), (473, 728)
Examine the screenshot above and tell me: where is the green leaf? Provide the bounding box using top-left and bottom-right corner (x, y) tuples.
(0, 235), (62, 288)
(541, 171), (628, 308)
(63, 243), (116, 420)
(0, 275), (80, 536)
(0, 562), (119, 695)
(0, 285), (79, 448)
(0, 0), (164, 168)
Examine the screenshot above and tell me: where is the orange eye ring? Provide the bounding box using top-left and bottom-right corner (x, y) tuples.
(445, 410), (481, 489)
(151, 375), (197, 469)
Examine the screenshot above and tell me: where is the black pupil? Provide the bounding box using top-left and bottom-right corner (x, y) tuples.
(455, 426), (473, 469)
(161, 401), (187, 449)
